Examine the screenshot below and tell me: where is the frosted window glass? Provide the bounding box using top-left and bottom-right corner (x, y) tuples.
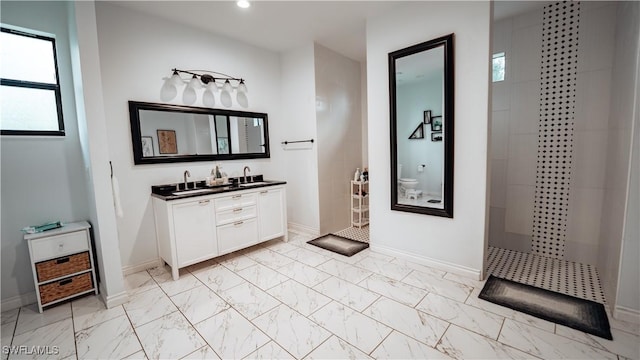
(492, 52), (505, 82)
(0, 86), (59, 131)
(0, 31), (57, 84)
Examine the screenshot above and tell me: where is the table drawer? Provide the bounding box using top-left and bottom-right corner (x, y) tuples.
(30, 230), (89, 262)
(39, 272), (93, 305)
(36, 251), (91, 282)
(216, 205), (256, 226)
(214, 193), (257, 212)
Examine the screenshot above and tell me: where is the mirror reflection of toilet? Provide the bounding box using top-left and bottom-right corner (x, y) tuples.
(397, 164), (421, 199)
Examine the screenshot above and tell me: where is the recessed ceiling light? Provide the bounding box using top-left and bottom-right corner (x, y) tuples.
(237, 0), (250, 9)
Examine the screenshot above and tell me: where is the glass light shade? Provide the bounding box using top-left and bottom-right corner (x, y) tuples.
(237, 0), (250, 8)
(187, 75), (202, 89)
(183, 86), (197, 105)
(222, 80), (233, 93)
(169, 72), (184, 86)
(220, 90), (232, 107)
(203, 87), (215, 107)
(236, 91), (248, 108)
(160, 79), (177, 101)
(237, 81), (248, 94)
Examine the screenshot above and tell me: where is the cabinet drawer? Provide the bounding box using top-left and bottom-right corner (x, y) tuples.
(214, 193), (257, 212)
(39, 272), (94, 305)
(36, 251), (91, 282)
(216, 205), (256, 226)
(30, 231), (89, 262)
(217, 218), (258, 255)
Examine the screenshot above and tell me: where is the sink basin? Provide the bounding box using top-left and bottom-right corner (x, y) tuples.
(172, 188), (212, 196)
(239, 181), (268, 187)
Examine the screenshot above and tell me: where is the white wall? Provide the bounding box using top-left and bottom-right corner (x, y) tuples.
(489, 3), (620, 264)
(0, 1), (90, 305)
(361, 63), (369, 168)
(367, 1), (491, 278)
(315, 43), (362, 234)
(601, 0), (640, 316)
(280, 44), (320, 234)
(70, 1), (127, 306)
(93, 2), (284, 270)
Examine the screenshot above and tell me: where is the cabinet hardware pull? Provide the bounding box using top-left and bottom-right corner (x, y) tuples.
(59, 279), (73, 286)
(260, 191), (268, 194)
(234, 221), (244, 226)
(233, 208), (242, 212)
(232, 195), (241, 199)
(56, 257), (70, 264)
(199, 200), (210, 204)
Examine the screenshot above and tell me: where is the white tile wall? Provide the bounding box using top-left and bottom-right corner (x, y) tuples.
(507, 134), (537, 186)
(510, 80), (540, 135)
(489, 3), (619, 264)
(575, 69), (613, 131)
(490, 159), (507, 208)
(511, 24), (542, 83)
(572, 130), (609, 189)
(491, 110), (509, 159)
(505, 184), (534, 236)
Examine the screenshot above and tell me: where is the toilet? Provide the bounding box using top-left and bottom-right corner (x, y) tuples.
(398, 164), (420, 198)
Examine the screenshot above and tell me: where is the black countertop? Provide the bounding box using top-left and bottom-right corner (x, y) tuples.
(151, 179), (286, 201)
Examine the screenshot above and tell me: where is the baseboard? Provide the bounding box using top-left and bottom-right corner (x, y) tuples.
(101, 286), (129, 308)
(369, 244), (482, 280)
(122, 258), (163, 276)
(613, 305), (640, 324)
(1, 292), (37, 311)
(287, 222), (320, 236)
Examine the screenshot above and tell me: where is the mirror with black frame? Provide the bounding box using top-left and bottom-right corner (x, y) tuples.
(129, 101), (269, 164)
(389, 34), (454, 217)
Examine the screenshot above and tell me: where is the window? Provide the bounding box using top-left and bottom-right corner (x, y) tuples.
(1, 26), (64, 136)
(492, 52), (505, 82)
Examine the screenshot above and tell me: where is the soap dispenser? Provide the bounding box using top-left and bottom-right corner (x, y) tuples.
(354, 168), (361, 182)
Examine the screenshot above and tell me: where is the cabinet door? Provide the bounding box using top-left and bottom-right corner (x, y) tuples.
(172, 199), (217, 267)
(257, 187), (285, 241)
(217, 218), (259, 255)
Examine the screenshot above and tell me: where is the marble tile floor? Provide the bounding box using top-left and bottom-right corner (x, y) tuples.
(1, 230), (638, 359)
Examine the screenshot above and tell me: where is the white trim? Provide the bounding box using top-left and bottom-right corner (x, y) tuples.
(0, 292), (37, 311)
(613, 305), (640, 324)
(101, 286), (128, 309)
(121, 258), (162, 276)
(287, 222), (320, 237)
(370, 244), (482, 280)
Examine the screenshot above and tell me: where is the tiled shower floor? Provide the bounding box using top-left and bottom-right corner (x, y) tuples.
(334, 225), (369, 243)
(486, 246), (607, 304)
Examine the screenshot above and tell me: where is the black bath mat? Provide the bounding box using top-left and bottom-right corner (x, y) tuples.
(307, 234), (369, 257)
(479, 275), (612, 340)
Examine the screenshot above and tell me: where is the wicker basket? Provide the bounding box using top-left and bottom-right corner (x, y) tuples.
(39, 272), (93, 305)
(36, 251), (91, 282)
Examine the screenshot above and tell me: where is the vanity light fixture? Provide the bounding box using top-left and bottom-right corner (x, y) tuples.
(160, 68), (249, 108)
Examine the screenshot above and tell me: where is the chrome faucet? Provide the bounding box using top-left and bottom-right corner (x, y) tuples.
(243, 166), (251, 183)
(183, 170), (191, 189)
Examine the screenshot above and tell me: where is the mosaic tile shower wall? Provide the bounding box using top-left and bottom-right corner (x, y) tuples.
(532, 1), (580, 259)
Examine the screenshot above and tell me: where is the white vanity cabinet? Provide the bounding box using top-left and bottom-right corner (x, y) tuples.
(215, 192), (259, 254)
(257, 187), (286, 241)
(153, 184), (287, 280)
(172, 199), (217, 267)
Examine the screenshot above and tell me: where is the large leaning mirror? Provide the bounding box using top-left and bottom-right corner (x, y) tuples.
(129, 101), (269, 164)
(390, 34), (454, 217)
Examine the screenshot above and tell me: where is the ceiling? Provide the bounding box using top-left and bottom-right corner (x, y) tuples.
(111, 1), (548, 63)
(111, 1), (400, 62)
